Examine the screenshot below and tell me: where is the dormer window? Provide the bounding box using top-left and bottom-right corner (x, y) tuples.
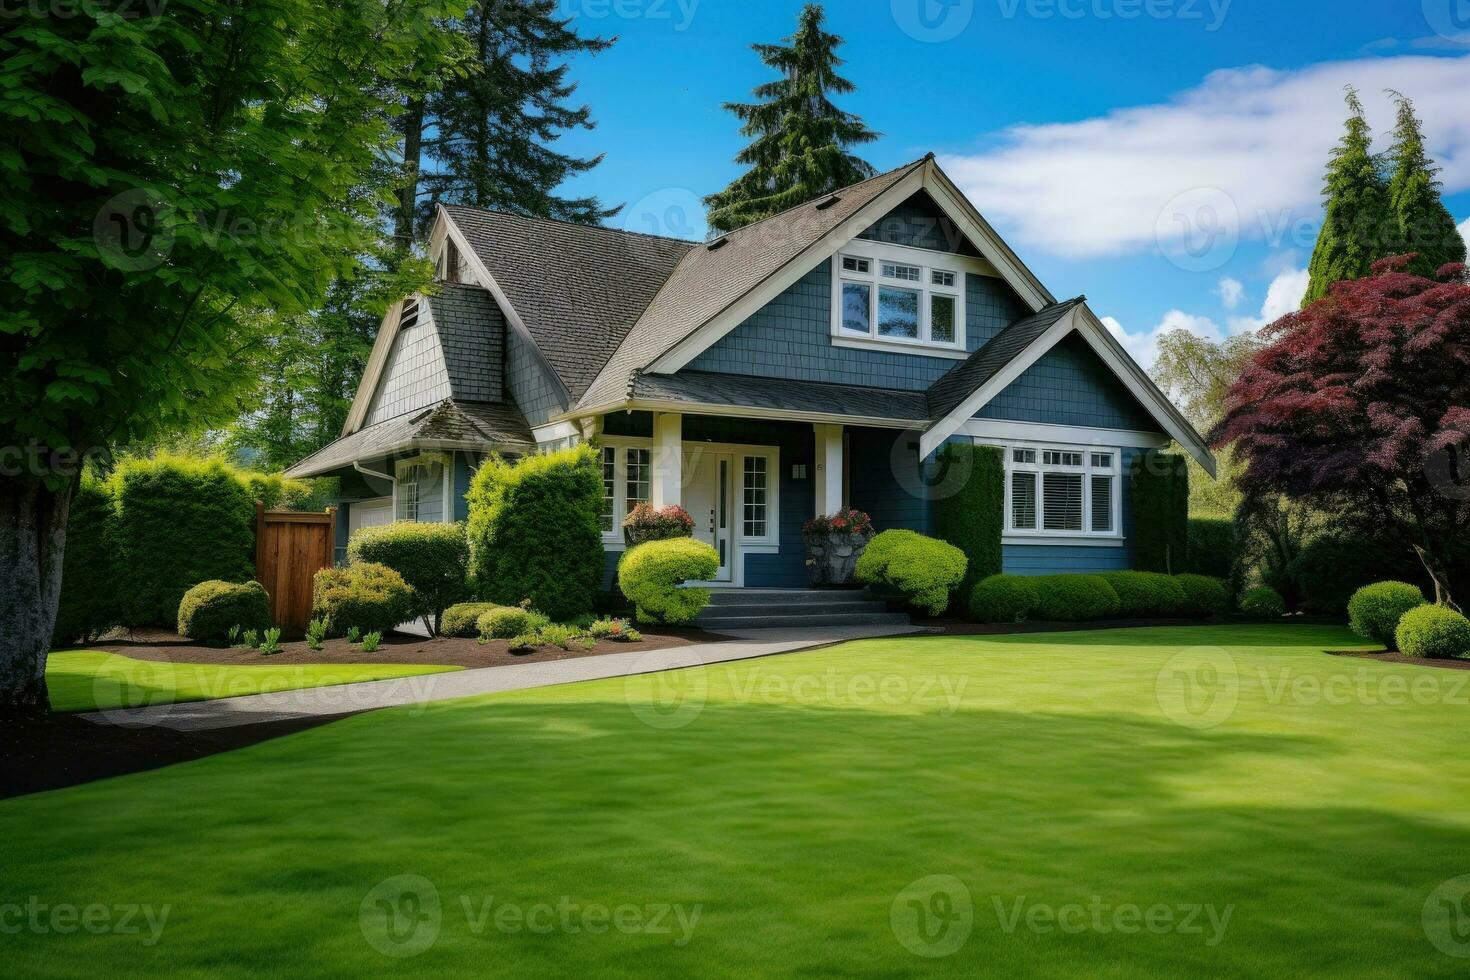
(832, 245), (966, 354)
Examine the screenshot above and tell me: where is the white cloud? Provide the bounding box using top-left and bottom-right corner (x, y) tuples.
(1216, 277), (1244, 309)
(1459, 216), (1470, 250)
(1227, 267), (1310, 332)
(941, 54), (1470, 258)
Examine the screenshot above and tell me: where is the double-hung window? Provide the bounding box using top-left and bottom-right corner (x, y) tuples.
(834, 248), (965, 351)
(1006, 446), (1119, 538)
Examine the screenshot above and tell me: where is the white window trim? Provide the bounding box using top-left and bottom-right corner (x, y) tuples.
(599, 437), (781, 555)
(988, 439), (1123, 545)
(830, 240), (982, 357)
(393, 452), (454, 524)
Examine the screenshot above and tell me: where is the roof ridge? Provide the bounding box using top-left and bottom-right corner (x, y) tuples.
(440, 203), (697, 248)
(705, 155), (931, 243)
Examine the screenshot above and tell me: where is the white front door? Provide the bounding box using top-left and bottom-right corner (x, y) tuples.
(682, 449), (733, 583)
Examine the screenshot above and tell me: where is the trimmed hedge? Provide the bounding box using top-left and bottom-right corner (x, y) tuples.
(311, 562), (414, 637)
(1396, 605), (1470, 659)
(439, 602), (504, 639)
(855, 529), (968, 616)
(347, 521), (468, 635)
(618, 538), (720, 625)
(1186, 517), (1235, 580)
(177, 580), (271, 641)
(968, 574), (1039, 624)
(1132, 452), (1190, 574)
(52, 477), (119, 645)
(1100, 571), (1187, 617)
(934, 443), (1004, 606)
(1347, 581), (1427, 649)
(112, 454), (256, 626)
(1031, 575), (1121, 622)
(466, 444), (604, 622)
(1176, 574), (1231, 618)
(1240, 585), (1285, 619)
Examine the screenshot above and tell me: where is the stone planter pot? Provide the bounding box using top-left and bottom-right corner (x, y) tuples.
(803, 530), (873, 586)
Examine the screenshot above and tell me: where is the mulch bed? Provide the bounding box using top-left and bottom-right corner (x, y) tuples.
(82, 626), (704, 670)
(1326, 649), (1470, 671)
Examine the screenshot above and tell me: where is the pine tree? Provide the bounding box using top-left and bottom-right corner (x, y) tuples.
(408, 0), (619, 233)
(1302, 87), (1393, 306)
(1385, 91), (1466, 280)
(704, 4), (879, 234)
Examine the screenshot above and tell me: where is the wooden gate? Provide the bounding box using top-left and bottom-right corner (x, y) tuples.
(255, 503), (337, 633)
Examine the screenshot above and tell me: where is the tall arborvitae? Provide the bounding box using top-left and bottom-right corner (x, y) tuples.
(399, 0), (618, 239)
(704, 4), (879, 234)
(1385, 91), (1466, 279)
(1302, 87), (1393, 306)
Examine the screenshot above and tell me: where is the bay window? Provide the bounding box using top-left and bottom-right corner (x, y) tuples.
(1003, 445), (1120, 539)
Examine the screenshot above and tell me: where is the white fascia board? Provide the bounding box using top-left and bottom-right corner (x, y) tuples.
(532, 419), (581, 445)
(919, 306), (1082, 458)
(959, 418), (1172, 449)
(565, 400), (925, 431)
(438, 206), (574, 410)
(342, 303), (403, 436)
(1070, 305), (1217, 477)
(648, 167), (928, 374)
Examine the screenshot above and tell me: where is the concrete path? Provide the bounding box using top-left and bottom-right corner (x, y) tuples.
(81, 623), (928, 732)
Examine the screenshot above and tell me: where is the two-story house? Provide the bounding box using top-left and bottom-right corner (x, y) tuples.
(286, 154), (1215, 588)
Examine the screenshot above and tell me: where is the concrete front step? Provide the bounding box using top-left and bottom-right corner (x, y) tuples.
(696, 612), (912, 631)
(704, 600), (890, 618)
(705, 588), (877, 606)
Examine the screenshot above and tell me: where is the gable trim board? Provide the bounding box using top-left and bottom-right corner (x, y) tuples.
(342, 302), (405, 436)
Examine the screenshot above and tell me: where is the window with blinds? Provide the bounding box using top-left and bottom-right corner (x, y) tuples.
(1042, 472), (1084, 531)
(1005, 445), (1120, 538)
(1011, 472), (1037, 529)
(1091, 475), (1114, 532)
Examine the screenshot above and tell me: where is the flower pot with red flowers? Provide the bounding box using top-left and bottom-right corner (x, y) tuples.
(802, 508), (875, 586)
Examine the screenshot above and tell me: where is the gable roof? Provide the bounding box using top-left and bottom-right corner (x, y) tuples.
(629, 369), (929, 425)
(441, 206), (693, 400)
(925, 298), (1086, 420)
(575, 156), (934, 412)
(427, 283), (506, 405)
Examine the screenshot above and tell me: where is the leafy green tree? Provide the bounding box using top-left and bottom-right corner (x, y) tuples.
(0, 0), (465, 713)
(1385, 92), (1467, 280)
(397, 0), (619, 239)
(704, 3), (879, 234)
(1302, 87), (1393, 306)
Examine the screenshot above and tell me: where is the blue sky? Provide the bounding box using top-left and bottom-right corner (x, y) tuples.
(549, 0), (1470, 367)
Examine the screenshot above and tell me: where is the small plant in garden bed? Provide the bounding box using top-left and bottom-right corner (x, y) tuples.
(305, 618), (327, 651)
(241, 628), (260, 650)
(623, 502), (696, 545)
(259, 628), (282, 656)
(589, 618), (641, 642)
(228, 625), (243, 647)
(477, 607), (550, 642)
(360, 631), (382, 653)
(347, 626), (362, 645)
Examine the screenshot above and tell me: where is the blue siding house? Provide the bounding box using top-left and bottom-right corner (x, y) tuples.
(287, 155), (1214, 587)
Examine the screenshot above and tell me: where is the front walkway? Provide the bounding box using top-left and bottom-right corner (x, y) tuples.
(81, 624), (926, 732)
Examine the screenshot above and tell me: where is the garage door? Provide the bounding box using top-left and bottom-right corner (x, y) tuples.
(349, 497), (394, 537)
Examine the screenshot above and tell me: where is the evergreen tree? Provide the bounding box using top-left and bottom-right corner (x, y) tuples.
(402, 0), (618, 236)
(1302, 87), (1393, 306)
(704, 4), (879, 234)
(1385, 91), (1467, 280)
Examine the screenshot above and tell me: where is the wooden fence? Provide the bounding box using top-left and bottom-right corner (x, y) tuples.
(255, 503), (336, 633)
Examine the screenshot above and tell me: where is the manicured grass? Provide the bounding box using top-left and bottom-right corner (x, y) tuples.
(7, 625), (1470, 977)
(45, 651), (461, 713)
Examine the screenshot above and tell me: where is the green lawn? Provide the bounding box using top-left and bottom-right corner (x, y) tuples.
(45, 650), (461, 713)
(8, 625), (1470, 977)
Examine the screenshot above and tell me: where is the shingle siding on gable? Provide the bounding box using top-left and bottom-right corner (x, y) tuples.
(975, 332), (1159, 431)
(506, 330), (564, 428)
(365, 307), (452, 425)
(857, 192), (976, 255)
(685, 263), (1027, 391)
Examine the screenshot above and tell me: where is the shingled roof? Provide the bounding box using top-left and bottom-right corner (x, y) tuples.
(630, 370), (930, 424)
(424, 283), (506, 405)
(575, 157), (932, 413)
(442, 206), (693, 400)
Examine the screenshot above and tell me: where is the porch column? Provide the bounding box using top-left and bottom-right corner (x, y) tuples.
(652, 412), (682, 508)
(814, 423), (844, 516)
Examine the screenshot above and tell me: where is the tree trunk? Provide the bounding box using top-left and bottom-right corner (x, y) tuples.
(395, 95), (425, 249)
(1413, 543), (1461, 613)
(0, 478), (73, 715)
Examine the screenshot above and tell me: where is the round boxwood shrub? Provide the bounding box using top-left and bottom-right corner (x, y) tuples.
(1396, 605), (1470, 659)
(1347, 581), (1426, 649)
(1175, 574), (1231, 619)
(854, 529), (968, 616)
(348, 521), (469, 635)
(1100, 572), (1187, 618)
(177, 580), (271, 641)
(1031, 575), (1121, 622)
(477, 607), (549, 640)
(968, 574), (1039, 624)
(1239, 585), (1285, 620)
(440, 602), (504, 639)
(311, 562), (414, 637)
(618, 538), (720, 625)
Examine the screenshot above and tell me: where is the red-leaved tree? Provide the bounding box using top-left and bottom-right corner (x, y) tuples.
(1212, 256), (1470, 608)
